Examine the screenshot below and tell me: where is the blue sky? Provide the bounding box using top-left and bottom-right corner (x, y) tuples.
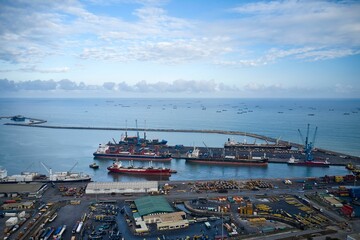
(0, 0), (359, 98)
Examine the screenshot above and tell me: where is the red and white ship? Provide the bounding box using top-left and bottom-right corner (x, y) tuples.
(107, 161), (173, 176)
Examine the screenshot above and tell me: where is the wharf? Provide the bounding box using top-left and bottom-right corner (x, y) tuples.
(2, 116), (359, 165)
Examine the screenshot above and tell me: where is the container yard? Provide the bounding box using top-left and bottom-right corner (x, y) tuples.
(1, 175), (360, 240)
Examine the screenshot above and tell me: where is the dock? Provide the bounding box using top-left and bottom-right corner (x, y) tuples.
(2, 115), (359, 165)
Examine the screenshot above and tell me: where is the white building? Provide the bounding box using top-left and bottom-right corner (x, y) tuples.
(85, 181), (158, 194)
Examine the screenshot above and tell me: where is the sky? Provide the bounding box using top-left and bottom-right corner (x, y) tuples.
(0, 0), (360, 98)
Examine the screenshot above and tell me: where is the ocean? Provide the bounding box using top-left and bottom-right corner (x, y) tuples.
(0, 98), (359, 182)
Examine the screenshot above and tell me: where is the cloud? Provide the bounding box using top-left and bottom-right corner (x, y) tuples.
(0, 79), (236, 93)
(0, 0), (359, 68)
(19, 66), (70, 73)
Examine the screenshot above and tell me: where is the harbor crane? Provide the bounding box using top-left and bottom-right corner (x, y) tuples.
(68, 162), (79, 173)
(203, 142), (213, 157)
(298, 124), (318, 161)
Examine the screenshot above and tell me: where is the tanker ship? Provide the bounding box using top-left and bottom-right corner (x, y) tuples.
(107, 161), (173, 176)
(183, 148), (268, 166)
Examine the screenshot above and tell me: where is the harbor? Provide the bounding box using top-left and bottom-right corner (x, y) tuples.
(2, 115), (360, 167)
(0, 100), (360, 239)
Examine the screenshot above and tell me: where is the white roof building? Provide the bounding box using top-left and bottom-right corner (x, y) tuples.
(85, 181), (158, 194)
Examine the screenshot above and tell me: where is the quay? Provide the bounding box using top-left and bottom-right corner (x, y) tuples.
(2, 116), (360, 165)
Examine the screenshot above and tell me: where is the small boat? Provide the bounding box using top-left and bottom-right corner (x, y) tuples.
(89, 163), (99, 169)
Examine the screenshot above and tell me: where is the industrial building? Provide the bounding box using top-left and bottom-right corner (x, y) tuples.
(85, 181), (158, 194)
(2, 201), (34, 210)
(144, 211), (189, 231)
(134, 196), (174, 216)
(133, 196), (189, 231)
(0, 183), (47, 198)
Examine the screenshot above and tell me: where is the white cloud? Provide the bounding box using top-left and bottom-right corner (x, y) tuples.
(19, 66), (70, 73)
(0, 0), (359, 71)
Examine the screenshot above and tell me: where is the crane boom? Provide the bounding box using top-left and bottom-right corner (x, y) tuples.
(298, 129), (304, 145)
(68, 162), (78, 173)
(312, 126), (318, 148)
(202, 142), (213, 157)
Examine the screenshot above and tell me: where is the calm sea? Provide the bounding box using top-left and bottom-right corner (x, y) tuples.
(0, 98), (359, 182)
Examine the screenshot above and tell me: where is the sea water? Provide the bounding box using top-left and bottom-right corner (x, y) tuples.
(0, 98), (359, 182)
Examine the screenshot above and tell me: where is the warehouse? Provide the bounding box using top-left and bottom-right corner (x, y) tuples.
(0, 183), (46, 198)
(134, 196), (174, 217)
(134, 196), (189, 231)
(85, 181), (158, 194)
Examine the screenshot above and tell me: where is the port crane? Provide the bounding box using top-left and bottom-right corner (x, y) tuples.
(203, 142), (213, 157)
(298, 124), (318, 161)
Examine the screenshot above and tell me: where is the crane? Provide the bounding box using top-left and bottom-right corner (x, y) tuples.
(298, 124), (318, 161)
(68, 162), (78, 173)
(40, 162), (53, 175)
(203, 142), (213, 157)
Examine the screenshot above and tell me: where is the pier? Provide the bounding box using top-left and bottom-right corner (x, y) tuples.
(2, 116), (359, 165)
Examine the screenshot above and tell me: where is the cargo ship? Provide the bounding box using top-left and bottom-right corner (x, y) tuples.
(93, 144), (172, 161)
(287, 156), (330, 167)
(0, 166), (91, 183)
(107, 161), (172, 176)
(183, 148), (268, 166)
(224, 138), (292, 150)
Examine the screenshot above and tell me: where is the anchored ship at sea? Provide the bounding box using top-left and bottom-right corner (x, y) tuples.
(0, 163), (91, 183)
(224, 138), (292, 150)
(93, 144), (172, 161)
(183, 147), (268, 166)
(107, 161), (173, 176)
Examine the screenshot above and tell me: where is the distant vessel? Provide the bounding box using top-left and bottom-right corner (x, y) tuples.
(11, 115), (25, 121)
(287, 156), (330, 167)
(184, 148), (268, 166)
(224, 138), (291, 150)
(107, 161), (172, 176)
(94, 144), (172, 161)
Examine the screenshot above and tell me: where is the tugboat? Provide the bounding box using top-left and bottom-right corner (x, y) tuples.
(89, 163), (99, 169)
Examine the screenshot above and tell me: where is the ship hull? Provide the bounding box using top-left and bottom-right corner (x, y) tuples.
(224, 144), (291, 150)
(184, 157), (268, 166)
(108, 168), (171, 176)
(94, 153), (172, 161)
(287, 162), (330, 167)
(0, 178), (91, 184)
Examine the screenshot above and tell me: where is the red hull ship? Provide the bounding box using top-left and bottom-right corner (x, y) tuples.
(107, 161), (173, 176)
(94, 144), (172, 161)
